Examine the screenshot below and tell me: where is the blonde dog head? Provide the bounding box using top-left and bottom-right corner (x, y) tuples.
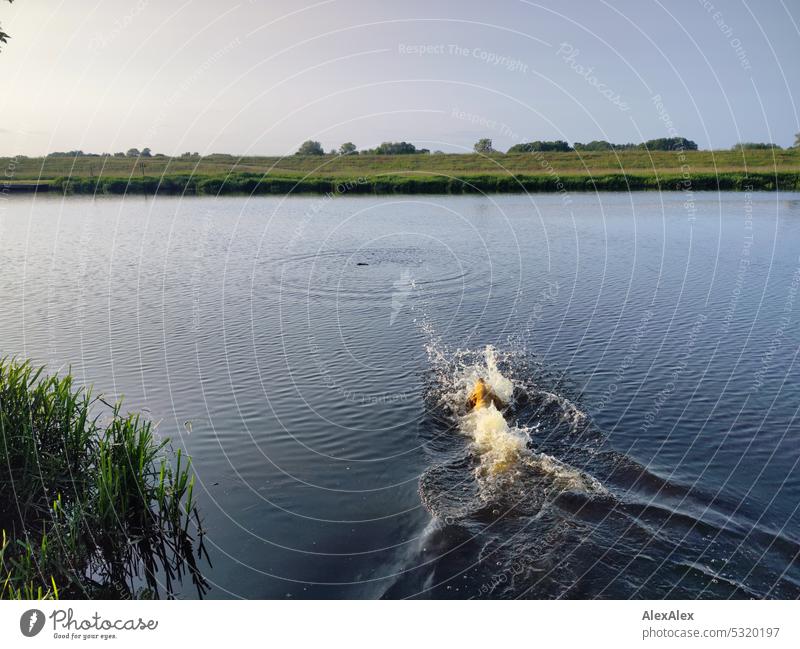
(466, 377), (506, 412)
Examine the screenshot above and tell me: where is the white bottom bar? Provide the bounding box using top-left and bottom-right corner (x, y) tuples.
(1, 600), (798, 648)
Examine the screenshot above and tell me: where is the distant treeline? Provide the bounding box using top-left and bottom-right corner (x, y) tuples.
(295, 140), (432, 156)
(46, 148), (196, 158)
(508, 137), (699, 153)
(364, 141), (431, 155)
(50, 171), (800, 196)
(731, 142), (783, 150)
(310, 137), (700, 155)
(30, 138), (795, 159)
(575, 138), (699, 151)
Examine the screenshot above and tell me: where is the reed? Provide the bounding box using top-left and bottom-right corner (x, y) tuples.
(0, 359), (208, 599)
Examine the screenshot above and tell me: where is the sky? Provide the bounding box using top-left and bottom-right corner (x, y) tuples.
(1, 0), (799, 156)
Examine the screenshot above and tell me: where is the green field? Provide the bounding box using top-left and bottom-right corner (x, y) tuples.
(3, 149), (800, 195)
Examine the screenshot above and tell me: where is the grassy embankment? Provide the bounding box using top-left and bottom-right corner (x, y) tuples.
(0, 360), (207, 599)
(3, 149), (800, 195)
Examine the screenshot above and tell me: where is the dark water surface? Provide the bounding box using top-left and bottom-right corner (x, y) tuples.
(1, 191), (798, 599)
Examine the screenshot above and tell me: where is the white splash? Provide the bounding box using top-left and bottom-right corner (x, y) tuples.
(438, 345), (604, 494)
(463, 403), (527, 476)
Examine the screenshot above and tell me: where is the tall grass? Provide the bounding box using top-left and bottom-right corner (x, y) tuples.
(0, 359), (208, 599)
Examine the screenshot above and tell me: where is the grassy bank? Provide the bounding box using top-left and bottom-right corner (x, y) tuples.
(2, 149), (799, 195)
(4, 149), (800, 178)
(0, 360), (207, 599)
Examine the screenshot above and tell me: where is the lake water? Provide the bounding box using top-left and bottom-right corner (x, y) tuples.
(1, 191), (799, 599)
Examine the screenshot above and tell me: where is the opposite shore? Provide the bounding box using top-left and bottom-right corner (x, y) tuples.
(3, 149), (800, 196)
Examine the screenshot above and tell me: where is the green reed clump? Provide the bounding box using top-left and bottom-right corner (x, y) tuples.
(0, 359), (208, 599)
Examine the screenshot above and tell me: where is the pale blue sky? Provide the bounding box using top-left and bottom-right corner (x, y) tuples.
(1, 0), (798, 155)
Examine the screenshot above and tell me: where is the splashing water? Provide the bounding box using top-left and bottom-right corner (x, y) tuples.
(455, 347), (527, 477)
(397, 318), (798, 599)
(464, 403), (527, 476)
(425, 344), (604, 495)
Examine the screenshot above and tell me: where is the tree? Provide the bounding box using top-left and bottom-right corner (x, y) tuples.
(640, 137), (697, 151)
(574, 140), (613, 151)
(46, 150), (86, 157)
(0, 1), (13, 53)
(367, 141), (420, 155)
(126, 148), (141, 157)
(295, 140), (324, 155)
(141, 147), (152, 157)
(507, 140), (573, 153)
(794, 132), (800, 148)
(573, 141), (640, 151)
(731, 142), (781, 151)
(473, 138), (494, 154)
(339, 142), (357, 155)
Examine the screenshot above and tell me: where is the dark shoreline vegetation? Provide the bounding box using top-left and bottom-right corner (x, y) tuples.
(44, 171), (800, 195)
(3, 149), (800, 195)
(0, 360), (208, 599)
